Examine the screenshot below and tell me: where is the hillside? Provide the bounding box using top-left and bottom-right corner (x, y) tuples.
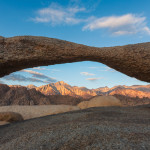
(0, 84), (51, 105)
(113, 94), (150, 106)
(0, 84), (83, 106)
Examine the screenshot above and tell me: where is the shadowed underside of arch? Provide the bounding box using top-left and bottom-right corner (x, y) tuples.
(0, 36), (150, 82)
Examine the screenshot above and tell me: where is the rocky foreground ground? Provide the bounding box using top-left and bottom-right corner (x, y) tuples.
(0, 105), (150, 150)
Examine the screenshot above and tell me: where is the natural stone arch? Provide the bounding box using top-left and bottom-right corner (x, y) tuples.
(0, 36), (150, 82)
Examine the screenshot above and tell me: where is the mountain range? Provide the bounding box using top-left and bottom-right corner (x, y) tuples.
(0, 81), (150, 106)
(0, 83), (83, 106)
(34, 81), (150, 99)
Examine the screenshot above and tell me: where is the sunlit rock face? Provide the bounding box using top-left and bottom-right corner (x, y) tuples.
(0, 36), (150, 82)
(36, 81), (97, 99)
(109, 88), (150, 98)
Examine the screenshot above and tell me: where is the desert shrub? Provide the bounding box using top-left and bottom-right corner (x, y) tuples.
(0, 112), (24, 123)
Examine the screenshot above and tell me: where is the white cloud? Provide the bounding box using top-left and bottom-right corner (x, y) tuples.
(88, 66), (116, 72)
(0, 80), (4, 84)
(88, 67), (99, 69)
(80, 72), (95, 76)
(21, 69), (57, 83)
(50, 69), (60, 73)
(22, 70), (43, 75)
(31, 3), (150, 36)
(86, 77), (103, 81)
(32, 67), (60, 72)
(32, 3), (86, 25)
(32, 67), (47, 70)
(99, 67), (116, 72)
(83, 14), (150, 35)
(3, 74), (46, 83)
(143, 26), (150, 34)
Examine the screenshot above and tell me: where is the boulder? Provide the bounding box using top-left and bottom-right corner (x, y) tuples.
(78, 96), (122, 109)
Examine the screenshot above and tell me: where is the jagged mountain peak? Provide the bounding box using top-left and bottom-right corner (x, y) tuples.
(36, 81), (97, 99)
(26, 84), (37, 89)
(54, 81), (69, 85)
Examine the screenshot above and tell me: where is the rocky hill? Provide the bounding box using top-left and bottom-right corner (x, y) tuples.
(47, 95), (83, 105)
(0, 84), (51, 105)
(0, 84), (83, 106)
(113, 94), (150, 106)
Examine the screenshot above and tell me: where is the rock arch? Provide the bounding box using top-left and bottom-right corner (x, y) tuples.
(0, 36), (150, 82)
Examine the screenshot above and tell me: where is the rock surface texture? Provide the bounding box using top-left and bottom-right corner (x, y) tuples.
(0, 36), (150, 82)
(0, 105), (150, 150)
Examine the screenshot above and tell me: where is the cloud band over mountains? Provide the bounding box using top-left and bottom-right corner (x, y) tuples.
(3, 74), (46, 83)
(22, 70), (57, 83)
(2, 70), (57, 84)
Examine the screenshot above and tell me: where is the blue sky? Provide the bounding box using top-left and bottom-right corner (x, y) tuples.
(0, 0), (150, 88)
